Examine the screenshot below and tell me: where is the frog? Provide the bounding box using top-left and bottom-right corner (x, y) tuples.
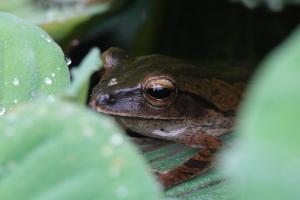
(90, 47), (249, 189)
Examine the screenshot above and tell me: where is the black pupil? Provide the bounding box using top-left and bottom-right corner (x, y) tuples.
(147, 87), (173, 99)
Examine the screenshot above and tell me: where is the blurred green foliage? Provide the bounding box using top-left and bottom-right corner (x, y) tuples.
(0, 12), (163, 199)
(135, 135), (235, 200)
(66, 47), (102, 104)
(0, 0), (129, 46)
(221, 23), (300, 200)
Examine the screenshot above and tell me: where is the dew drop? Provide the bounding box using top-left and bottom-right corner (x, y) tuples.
(41, 34), (52, 43)
(0, 106), (6, 116)
(46, 37), (52, 43)
(65, 56), (72, 66)
(110, 134), (124, 146)
(51, 73), (56, 77)
(12, 78), (19, 86)
(44, 77), (53, 85)
(13, 99), (18, 104)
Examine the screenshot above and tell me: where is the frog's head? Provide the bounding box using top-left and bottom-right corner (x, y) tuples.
(90, 47), (206, 119)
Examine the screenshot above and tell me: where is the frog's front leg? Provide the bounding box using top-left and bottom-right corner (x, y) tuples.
(158, 134), (222, 189)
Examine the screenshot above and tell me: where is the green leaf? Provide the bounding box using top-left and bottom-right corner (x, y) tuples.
(0, 98), (163, 200)
(0, 12), (70, 114)
(132, 135), (235, 200)
(0, 0), (129, 44)
(0, 0), (30, 11)
(66, 47), (102, 104)
(221, 25), (300, 199)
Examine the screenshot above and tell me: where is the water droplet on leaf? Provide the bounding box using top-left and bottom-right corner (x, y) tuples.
(44, 77), (53, 85)
(46, 37), (52, 43)
(12, 78), (19, 86)
(110, 134), (124, 146)
(0, 106), (6, 116)
(65, 56), (72, 66)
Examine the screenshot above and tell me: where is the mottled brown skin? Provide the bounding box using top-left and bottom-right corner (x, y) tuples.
(90, 47), (248, 189)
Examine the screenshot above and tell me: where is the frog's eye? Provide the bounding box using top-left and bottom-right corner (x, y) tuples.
(143, 78), (177, 107)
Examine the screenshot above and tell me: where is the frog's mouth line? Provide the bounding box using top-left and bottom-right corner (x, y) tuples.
(89, 98), (187, 120)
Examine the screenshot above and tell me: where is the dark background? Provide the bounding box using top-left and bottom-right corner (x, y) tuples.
(70, 0), (300, 66)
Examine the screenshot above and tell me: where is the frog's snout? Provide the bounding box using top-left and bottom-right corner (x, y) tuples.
(95, 93), (116, 106)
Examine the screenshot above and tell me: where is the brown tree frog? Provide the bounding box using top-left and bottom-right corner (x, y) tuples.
(90, 47), (248, 189)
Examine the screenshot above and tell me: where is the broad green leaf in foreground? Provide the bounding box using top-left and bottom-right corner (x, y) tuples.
(0, 12), (70, 113)
(0, 99), (163, 200)
(221, 25), (300, 199)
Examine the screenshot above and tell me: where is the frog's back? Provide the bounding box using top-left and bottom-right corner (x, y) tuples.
(133, 55), (251, 82)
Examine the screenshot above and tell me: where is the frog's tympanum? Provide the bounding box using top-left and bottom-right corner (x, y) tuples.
(90, 47), (247, 189)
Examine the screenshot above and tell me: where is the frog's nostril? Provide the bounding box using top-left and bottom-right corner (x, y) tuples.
(96, 93), (115, 105)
